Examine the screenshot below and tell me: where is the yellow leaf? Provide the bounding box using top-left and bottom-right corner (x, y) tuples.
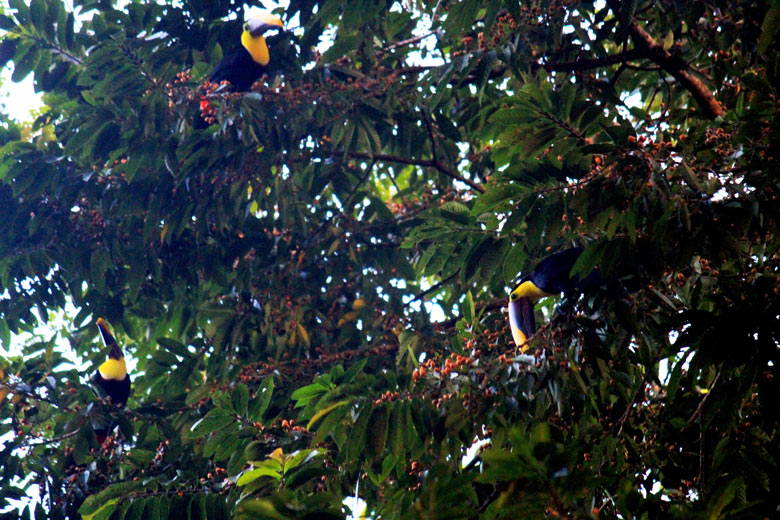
(327, 238), (341, 256)
(160, 223), (170, 244)
(352, 298), (367, 310)
(268, 447), (284, 462)
(307, 399), (349, 430)
(338, 311), (358, 327)
(81, 498), (118, 520)
(297, 323), (310, 346)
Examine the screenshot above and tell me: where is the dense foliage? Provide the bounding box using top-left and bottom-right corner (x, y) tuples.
(1, 0), (778, 518)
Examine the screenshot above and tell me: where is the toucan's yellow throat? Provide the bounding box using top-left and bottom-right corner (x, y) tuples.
(241, 14), (284, 66)
(510, 281), (555, 302)
(98, 358), (127, 381)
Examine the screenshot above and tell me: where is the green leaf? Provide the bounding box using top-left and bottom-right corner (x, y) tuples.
(462, 291), (475, 325)
(708, 477), (745, 518)
(759, 3), (780, 54)
(0, 319), (10, 349)
(471, 185), (524, 215)
(212, 390), (235, 413)
(570, 242), (603, 279)
(666, 358), (685, 401)
(187, 408), (235, 438)
(661, 30), (674, 50)
(249, 376), (275, 422)
(503, 242), (527, 283)
(0, 14), (17, 30)
(307, 399), (349, 430)
(232, 383), (250, 417)
(144, 496), (163, 520)
(285, 448), (320, 473)
(79, 482), (142, 517)
(340, 359), (366, 384)
(29, 0), (46, 32)
(291, 383), (329, 408)
(461, 237), (495, 283)
(236, 499), (286, 520)
(124, 498), (147, 520)
(8, 0), (29, 24)
(367, 405), (389, 462)
(81, 499), (118, 520)
(90, 247), (111, 294)
(156, 337), (189, 357)
(237, 466), (282, 486)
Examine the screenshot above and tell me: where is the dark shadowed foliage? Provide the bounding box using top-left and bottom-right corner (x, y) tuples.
(0, 0), (778, 518)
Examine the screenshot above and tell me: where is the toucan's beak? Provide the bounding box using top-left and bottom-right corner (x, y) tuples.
(508, 297), (536, 351)
(248, 15), (284, 37)
(250, 23), (281, 37)
(96, 318), (123, 360)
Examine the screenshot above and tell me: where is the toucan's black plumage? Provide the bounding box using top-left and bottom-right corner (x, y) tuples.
(208, 46), (269, 92)
(207, 14), (284, 92)
(521, 247), (603, 297)
(508, 247), (603, 349)
(93, 318), (130, 444)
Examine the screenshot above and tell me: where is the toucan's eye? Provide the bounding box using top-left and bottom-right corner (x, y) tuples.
(510, 293), (516, 301)
(243, 23), (249, 31)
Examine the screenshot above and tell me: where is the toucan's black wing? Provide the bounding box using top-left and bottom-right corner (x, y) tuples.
(208, 48), (268, 92)
(93, 372), (131, 406)
(529, 248), (585, 295)
(92, 372), (131, 444)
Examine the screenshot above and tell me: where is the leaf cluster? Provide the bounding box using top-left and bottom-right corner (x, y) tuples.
(1, 0), (779, 519)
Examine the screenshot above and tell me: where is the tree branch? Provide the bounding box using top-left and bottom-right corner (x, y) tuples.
(607, 0), (724, 119)
(392, 11), (724, 121)
(405, 271), (460, 307)
(25, 429), (80, 447)
(377, 32), (436, 58)
(687, 371), (722, 425)
(338, 151), (486, 193)
(542, 49), (645, 72)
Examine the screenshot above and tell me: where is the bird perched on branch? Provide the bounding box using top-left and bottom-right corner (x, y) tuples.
(208, 13), (285, 91)
(93, 318), (131, 444)
(197, 13), (285, 127)
(508, 247), (604, 350)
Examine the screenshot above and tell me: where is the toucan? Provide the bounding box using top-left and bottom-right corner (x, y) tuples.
(208, 13), (285, 91)
(93, 318), (131, 444)
(508, 247), (603, 350)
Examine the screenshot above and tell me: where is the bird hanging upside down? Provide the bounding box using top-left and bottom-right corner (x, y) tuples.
(93, 318), (131, 444)
(208, 13), (285, 92)
(508, 247), (603, 351)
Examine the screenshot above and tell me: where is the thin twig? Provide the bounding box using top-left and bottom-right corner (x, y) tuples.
(405, 271), (460, 307)
(25, 429), (80, 447)
(49, 44), (83, 65)
(687, 371), (721, 425)
(340, 150), (486, 193)
(377, 32), (436, 58)
(659, 70), (672, 122)
(434, 298), (505, 330)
